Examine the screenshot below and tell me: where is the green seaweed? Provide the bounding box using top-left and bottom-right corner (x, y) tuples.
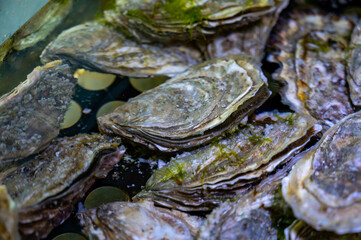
(276, 113), (294, 125)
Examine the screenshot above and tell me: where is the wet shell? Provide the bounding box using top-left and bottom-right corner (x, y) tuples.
(0, 60), (76, 162)
(135, 111), (319, 211)
(0, 134), (125, 239)
(268, 10), (354, 131)
(77, 200), (202, 240)
(282, 111), (361, 234)
(98, 55), (270, 152)
(105, 0), (286, 43)
(40, 22), (202, 78)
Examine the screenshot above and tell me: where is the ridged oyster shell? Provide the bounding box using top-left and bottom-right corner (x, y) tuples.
(105, 0), (286, 43)
(0, 134), (125, 239)
(40, 22), (202, 78)
(0, 60), (76, 161)
(135, 111), (319, 211)
(77, 200), (203, 240)
(98, 55), (270, 152)
(268, 10), (354, 131)
(282, 111), (361, 234)
(0, 185), (19, 240)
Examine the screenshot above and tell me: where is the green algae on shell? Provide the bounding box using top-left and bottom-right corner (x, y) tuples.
(0, 60), (76, 162)
(134, 111), (319, 211)
(98, 55), (270, 152)
(40, 22), (202, 78)
(0, 134), (125, 239)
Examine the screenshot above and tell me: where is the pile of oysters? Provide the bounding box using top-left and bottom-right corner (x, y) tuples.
(1, 0), (361, 239)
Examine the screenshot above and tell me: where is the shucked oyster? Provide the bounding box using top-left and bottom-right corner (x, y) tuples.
(78, 200), (202, 240)
(40, 22), (202, 78)
(347, 20), (361, 106)
(135, 111), (319, 211)
(0, 60), (76, 161)
(268, 10), (354, 131)
(282, 111), (361, 234)
(98, 55), (270, 152)
(0, 134), (125, 239)
(205, 0), (288, 62)
(105, 0), (286, 43)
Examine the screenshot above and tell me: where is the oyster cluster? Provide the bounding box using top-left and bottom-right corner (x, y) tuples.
(1, 0), (361, 239)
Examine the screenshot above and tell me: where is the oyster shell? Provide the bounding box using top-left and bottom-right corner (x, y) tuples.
(0, 185), (19, 240)
(135, 111), (319, 211)
(0, 60), (76, 161)
(77, 200), (203, 240)
(282, 110), (361, 234)
(105, 0), (287, 42)
(98, 55), (270, 152)
(347, 20), (361, 106)
(0, 134), (125, 239)
(40, 22), (202, 78)
(205, 0), (288, 62)
(268, 10), (354, 131)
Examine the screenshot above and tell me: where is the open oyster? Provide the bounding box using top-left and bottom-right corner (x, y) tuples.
(0, 60), (76, 161)
(282, 111), (361, 234)
(105, 0), (287, 42)
(347, 20), (361, 106)
(40, 22), (202, 78)
(0, 185), (19, 240)
(205, 0), (288, 62)
(98, 55), (270, 152)
(135, 111), (319, 211)
(78, 200), (202, 240)
(268, 10), (354, 131)
(0, 134), (125, 239)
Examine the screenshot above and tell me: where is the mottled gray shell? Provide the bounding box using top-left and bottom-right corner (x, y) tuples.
(77, 200), (202, 240)
(0, 134), (125, 239)
(282, 111), (361, 234)
(0, 60), (76, 161)
(135, 111), (319, 211)
(40, 22), (202, 78)
(98, 55), (270, 152)
(268, 10), (354, 132)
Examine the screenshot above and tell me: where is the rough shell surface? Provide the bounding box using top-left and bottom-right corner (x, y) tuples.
(77, 200), (203, 240)
(40, 22), (202, 78)
(268, 9), (354, 131)
(98, 55), (270, 152)
(0, 134), (125, 239)
(0, 60), (76, 161)
(0, 185), (19, 240)
(282, 111), (361, 234)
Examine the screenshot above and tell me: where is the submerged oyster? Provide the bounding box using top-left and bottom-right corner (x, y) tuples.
(268, 10), (354, 131)
(0, 134), (125, 239)
(135, 111), (319, 211)
(105, 0), (287, 42)
(0, 185), (19, 240)
(205, 0), (288, 62)
(282, 111), (361, 234)
(40, 22), (202, 78)
(347, 20), (361, 106)
(98, 55), (270, 152)
(78, 200), (202, 240)
(0, 60), (76, 161)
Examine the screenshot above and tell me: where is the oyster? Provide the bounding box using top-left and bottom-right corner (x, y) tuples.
(268, 10), (354, 131)
(135, 111), (319, 211)
(282, 111), (361, 234)
(77, 200), (203, 240)
(284, 220), (361, 240)
(105, 0), (287, 42)
(0, 60), (76, 161)
(347, 20), (361, 106)
(40, 22), (202, 78)
(0, 185), (19, 240)
(98, 55), (270, 152)
(205, 0), (288, 62)
(0, 134), (125, 239)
